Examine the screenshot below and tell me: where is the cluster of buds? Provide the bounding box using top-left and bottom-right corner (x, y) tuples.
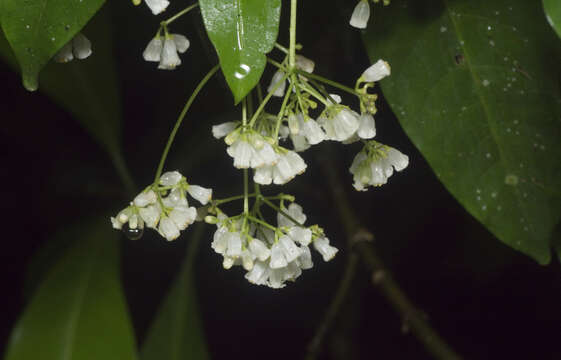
(111, 171), (212, 241)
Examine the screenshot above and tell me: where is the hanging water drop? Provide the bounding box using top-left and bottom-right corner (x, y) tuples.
(122, 223), (144, 240)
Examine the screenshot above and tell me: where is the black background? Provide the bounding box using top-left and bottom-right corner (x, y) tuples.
(1, 1), (560, 359)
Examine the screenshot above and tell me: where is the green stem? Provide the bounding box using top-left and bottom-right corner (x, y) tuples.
(213, 193), (256, 205)
(247, 215), (278, 231)
(164, 3), (199, 25)
(248, 72), (290, 127)
(274, 43), (289, 54)
(298, 81), (329, 106)
(296, 70), (360, 96)
(274, 82), (294, 141)
(153, 65), (219, 184)
(267, 57), (286, 70)
(260, 196), (303, 227)
(289, 0), (297, 69)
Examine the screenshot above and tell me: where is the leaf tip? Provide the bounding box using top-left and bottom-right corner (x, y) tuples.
(22, 74), (38, 92)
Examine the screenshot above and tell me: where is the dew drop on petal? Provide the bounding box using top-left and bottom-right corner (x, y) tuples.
(122, 223), (144, 240)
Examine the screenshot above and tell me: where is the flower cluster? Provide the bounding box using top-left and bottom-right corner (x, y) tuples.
(111, 171), (212, 241)
(143, 31), (190, 70)
(209, 203), (337, 289)
(350, 141), (409, 190)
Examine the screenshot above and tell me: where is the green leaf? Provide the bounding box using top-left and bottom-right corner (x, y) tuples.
(0, 8), (133, 191)
(544, 0), (561, 39)
(0, 0), (106, 91)
(140, 225), (209, 360)
(364, 0), (561, 264)
(5, 218), (139, 360)
(199, 0), (281, 103)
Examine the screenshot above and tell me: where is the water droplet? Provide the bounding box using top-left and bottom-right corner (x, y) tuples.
(491, 192), (497, 198)
(487, 25), (492, 31)
(476, 188), (481, 194)
(476, 196), (481, 201)
(497, 205), (502, 211)
(486, 153), (491, 159)
(489, 40), (495, 47)
(460, 40), (465, 45)
(504, 57), (509, 61)
(513, 120), (519, 124)
(506, 128), (512, 133)
(51, 37), (55, 41)
(234, 64), (251, 79)
(65, 24), (71, 30)
(440, 26), (447, 32)
(505, 174), (519, 185)
(461, 106), (467, 111)
(540, 145), (545, 150)
(25, 24), (30, 29)
(482, 204), (487, 211)
(523, 226), (529, 232)
(482, 79), (490, 87)
(122, 223), (144, 240)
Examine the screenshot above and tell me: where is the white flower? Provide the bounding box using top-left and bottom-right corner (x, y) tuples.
(267, 70), (287, 97)
(287, 227), (312, 246)
(54, 33), (92, 63)
(318, 107), (360, 142)
(357, 113), (376, 139)
(245, 261), (271, 285)
(277, 203), (307, 227)
(226, 133), (279, 170)
(249, 238), (271, 261)
(160, 171), (183, 186)
(187, 185), (212, 205)
(169, 206), (197, 230)
(212, 122), (238, 139)
(350, 142), (409, 191)
(362, 59), (391, 82)
(144, 34), (189, 70)
(278, 235), (302, 262)
(158, 217), (180, 241)
(141, 0), (170, 15)
(134, 190), (157, 207)
(139, 204), (161, 228)
(350, 0), (370, 29)
(297, 246), (314, 269)
(270, 243), (289, 269)
(295, 55), (315, 73)
(313, 237), (338, 261)
(253, 150), (307, 185)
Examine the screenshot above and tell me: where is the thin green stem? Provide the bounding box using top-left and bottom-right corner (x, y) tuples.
(164, 3), (199, 25)
(267, 57), (286, 70)
(296, 70), (360, 96)
(289, 0), (297, 69)
(298, 81), (329, 106)
(274, 82), (294, 141)
(247, 215), (277, 231)
(248, 72), (290, 127)
(153, 65), (219, 184)
(213, 193), (256, 205)
(260, 196), (303, 227)
(274, 43), (289, 54)
(242, 98), (249, 215)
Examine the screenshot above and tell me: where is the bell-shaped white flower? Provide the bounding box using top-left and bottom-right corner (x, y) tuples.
(362, 59), (391, 82)
(142, 0), (170, 15)
(249, 238), (271, 261)
(295, 55), (315, 73)
(144, 34), (189, 70)
(267, 70), (287, 97)
(253, 150), (307, 185)
(297, 246), (314, 269)
(212, 122), (238, 139)
(159, 217), (180, 241)
(168, 206), (197, 230)
(278, 235), (302, 262)
(277, 202), (307, 227)
(139, 204), (161, 229)
(187, 185), (212, 205)
(318, 107), (360, 142)
(134, 190), (157, 207)
(270, 243), (289, 269)
(313, 237), (339, 262)
(160, 170), (183, 186)
(287, 227), (312, 246)
(245, 261), (271, 285)
(350, 0), (371, 29)
(357, 113), (376, 139)
(54, 33), (92, 63)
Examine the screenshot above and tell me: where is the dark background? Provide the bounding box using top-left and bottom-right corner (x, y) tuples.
(1, 1), (560, 359)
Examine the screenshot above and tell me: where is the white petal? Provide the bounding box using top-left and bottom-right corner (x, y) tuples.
(253, 166), (273, 185)
(267, 70), (286, 97)
(241, 250), (254, 271)
(72, 33), (92, 59)
(333, 109), (360, 141)
(134, 190), (157, 207)
(54, 42), (74, 63)
(169, 206), (196, 230)
(257, 143), (278, 167)
(159, 217), (180, 241)
(288, 114), (300, 135)
(267, 269), (286, 289)
(278, 203), (306, 228)
(362, 59), (391, 82)
(212, 122), (237, 139)
(111, 217), (122, 230)
(291, 134), (310, 152)
(295, 55), (315, 73)
(187, 185), (212, 205)
(285, 151), (307, 175)
(357, 114), (376, 139)
(313, 237), (338, 261)
(349, 0), (370, 29)
(225, 232), (242, 258)
(279, 235), (302, 263)
(245, 261), (270, 285)
(172, 34), (190, 53)
(158, 38), (181, 70)
(139, 204), (161, 228)
(160, 171), (182, 186)
(223, 256), (235, 269)
(301, 118), (326, 145)
(249, 238), (271, 261)
(328, 94), (342, 104)
(349, 152), (367, 175)
(145, 0), (170, 14)
(143, 36), (163, 62)
(288, 227), (312, 246)
(212, 227), (228, 254)
(297, 246), (314, 269)
(163, 188), (188, 208)
(270, 243), (288, 269)
(387, 147), (409, 171)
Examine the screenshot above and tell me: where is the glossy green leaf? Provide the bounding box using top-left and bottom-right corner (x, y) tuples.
(0, 8), (133, 190)
(544, 0), (561, 39)
(0, 0), (106, 91)
(364, 0), (561, 264)
(140, 225), (209, 360)
(5, 218), (138, 360)
(199, 0), (281, 103)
